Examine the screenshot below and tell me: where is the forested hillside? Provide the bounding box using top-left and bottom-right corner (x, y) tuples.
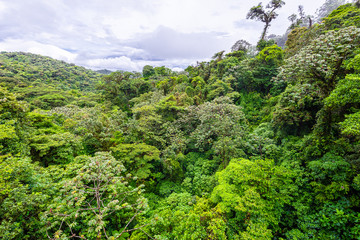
(0, 52), (101, 110)
(1, 1), (360, 239)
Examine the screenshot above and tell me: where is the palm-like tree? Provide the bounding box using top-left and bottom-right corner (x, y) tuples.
(247, 0), (285, 40)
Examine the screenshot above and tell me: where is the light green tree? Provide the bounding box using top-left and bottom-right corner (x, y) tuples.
(211, 158), (294, 238)
(42, 152), (149, 240)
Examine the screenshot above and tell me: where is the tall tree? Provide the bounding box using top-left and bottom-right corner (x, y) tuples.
(212, 50), (226, 62)
(43, 152), (149, 239)
(247, 0), (286, 40)
(231, 39), (251, 53)
(288, 5), (314, 29)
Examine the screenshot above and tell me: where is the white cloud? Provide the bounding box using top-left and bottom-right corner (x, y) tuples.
(80, 55), (207, 72)
(172, 67), (184, 72)
(0, 39), (77, 62)
(0, 1), (7, 13)
(133, 26), (231, 59)
(0, 0), (331, 71)
(81, 56), (140, 71)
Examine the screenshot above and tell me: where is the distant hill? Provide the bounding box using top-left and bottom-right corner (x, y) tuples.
(0, 52), (102, 109)
(0, 52), (101, 92)
(96, 69), (113, 75)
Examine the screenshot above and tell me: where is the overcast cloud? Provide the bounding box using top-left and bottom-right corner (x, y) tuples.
(0, 0), (331, 71)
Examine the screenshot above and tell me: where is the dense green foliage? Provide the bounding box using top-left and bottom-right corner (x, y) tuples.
(0, 52), (101, 110)
(1, 2), (360, 239)
(0, 52), (101, 91)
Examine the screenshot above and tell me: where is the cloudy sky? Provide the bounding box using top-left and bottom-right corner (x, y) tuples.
(0, 0), (330, 72)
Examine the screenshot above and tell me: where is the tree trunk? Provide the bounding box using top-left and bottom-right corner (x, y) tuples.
(261, 22), (270, 41)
